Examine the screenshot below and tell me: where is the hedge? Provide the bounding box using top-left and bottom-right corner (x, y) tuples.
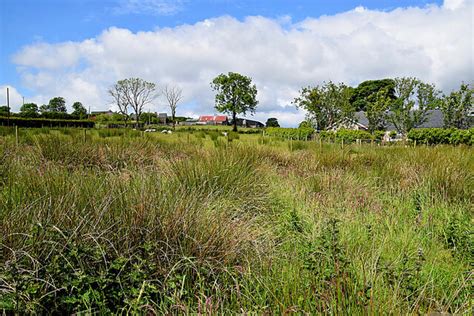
(407, 128), (473, 145)
(320, 129), (377, 143)
(0, 116), (95, 128)
(265, 127), (315, 140)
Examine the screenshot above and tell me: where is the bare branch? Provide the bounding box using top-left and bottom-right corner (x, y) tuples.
(162, 84), (183, 128)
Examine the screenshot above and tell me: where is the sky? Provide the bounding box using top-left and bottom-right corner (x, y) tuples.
(1, 0), (473, 126)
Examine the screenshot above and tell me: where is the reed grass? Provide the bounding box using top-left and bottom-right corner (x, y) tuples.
(0, 128), (472, 314)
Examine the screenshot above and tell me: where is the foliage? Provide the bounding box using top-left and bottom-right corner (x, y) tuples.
(350, 79), (396, 111)
(298, 120), (313, 129)
(0, 116), (95, 128)
(42, 96), (67, 113)
(292, 81), (354, 130)
(211, 72), (258, 132)
(320, 129), (374, 142)
(440, 83), (474, 129)
(265, 117), (280, 127)
(19, 103), (39, 117)
(0, 106), (11, 116)
(0, 128), (471, 314)
(388, 77), (440, 134)
(265, 127), (314, 140)
(365, 89), (392, 132)
(71, 101), (87, 119)
(407, 128), (473, 145)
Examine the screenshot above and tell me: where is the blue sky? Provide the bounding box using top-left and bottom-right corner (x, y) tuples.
(1, 0), (470, 126)
(0, 0), (442, 88)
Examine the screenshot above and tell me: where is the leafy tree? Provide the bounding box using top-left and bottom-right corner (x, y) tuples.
(141, 112), (158, 124)
(0, 106), (11, 116)
(47, 97), (67, 113)
(292, 81), (354, 131)
(365, 89), (392, 132)
(440, 83), (473, 129)
(298, 120), (313, 129)
(350, 79), (396, 111)
(71, 102), (87, 119)
(211, 72), (258, 132)
(19, 103), (39, 117)
(265, 117), (280, 127)
(388, 77), (440, 134)
(109, 78), (157, 127)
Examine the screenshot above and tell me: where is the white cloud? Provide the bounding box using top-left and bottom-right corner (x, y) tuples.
(113, 0), (186, 16)
(11, 0), (474, 127)
(0, 86), (24, 108)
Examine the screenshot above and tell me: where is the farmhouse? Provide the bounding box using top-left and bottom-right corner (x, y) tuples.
(90, 110), (114, 117)
(198, 115), (229, 125)
(234, 118), (265, 128)
(330, 109), (446, 132)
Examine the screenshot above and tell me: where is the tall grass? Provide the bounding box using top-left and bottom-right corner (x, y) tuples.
(0, 128), (472, 314)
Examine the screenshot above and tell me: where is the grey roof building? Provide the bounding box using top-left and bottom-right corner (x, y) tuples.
(339, 109), (447, 131)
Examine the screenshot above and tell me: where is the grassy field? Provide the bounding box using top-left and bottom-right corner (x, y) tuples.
(0, 128), (472, 314)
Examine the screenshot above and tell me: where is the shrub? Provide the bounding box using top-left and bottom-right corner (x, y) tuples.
(320, 129), (374, 143)
(0, 116), (95, 128)
(408, 128), (473, 145)
(265, 127), (314, 140)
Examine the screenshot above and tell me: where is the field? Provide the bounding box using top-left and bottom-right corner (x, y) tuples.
(0, 128), (472, 314)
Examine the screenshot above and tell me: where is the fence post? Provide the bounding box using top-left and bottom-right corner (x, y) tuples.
(15, 125), (18, 146)
(83, 129), (87, 142)
(341, 138), (344, 150)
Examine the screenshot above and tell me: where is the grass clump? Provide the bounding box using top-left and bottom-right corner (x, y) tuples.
(0, 128), (472, 314)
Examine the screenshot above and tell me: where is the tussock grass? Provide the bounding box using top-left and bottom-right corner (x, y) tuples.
(0, 128), (472, 314)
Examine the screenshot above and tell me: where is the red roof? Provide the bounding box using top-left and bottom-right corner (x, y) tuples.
(199, 115), (228, 122)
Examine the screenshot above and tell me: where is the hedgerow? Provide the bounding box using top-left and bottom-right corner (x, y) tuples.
(408, 128), (473, 145)
(265, 127), (314, 140)
(320, 129), (375, 143)
(0, 116), (95, 128)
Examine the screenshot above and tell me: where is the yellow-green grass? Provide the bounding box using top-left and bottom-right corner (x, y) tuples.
(0, 127), (472, 314)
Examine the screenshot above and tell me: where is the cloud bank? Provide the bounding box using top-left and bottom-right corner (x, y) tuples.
(10, 0), (474, 126)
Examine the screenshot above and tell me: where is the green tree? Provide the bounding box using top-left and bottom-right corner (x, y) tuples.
(141, 112), (158, 125)
(211, 72), (258, 132)
(19, 103), (39, 117)
(388, 77), (440, 134)
(0, 106), (11, 116)
(350, 79), (396, 111)
(71, 102), (87, 119)
(265, 117), (280, 127)
(292, 81), (354, 131)
(298, 120), (313, 129)
(48, 97), (67, 113)
(440, 83), (473, 129)
(365, 89), (392, 133)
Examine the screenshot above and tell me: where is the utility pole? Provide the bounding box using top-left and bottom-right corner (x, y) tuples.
(22, 96), (25, 106)
(7, 87), (10, 126)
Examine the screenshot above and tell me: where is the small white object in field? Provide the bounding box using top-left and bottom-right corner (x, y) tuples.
(222, 132), (228, 136)
(144, 129), (156, 133)
(167, 130), (172, 134)
(161, 130), (168, 133)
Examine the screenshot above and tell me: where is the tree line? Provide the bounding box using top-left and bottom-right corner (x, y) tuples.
(3, 75), (472, 133)
(0, 97), (88, 120)
(293, 78), (473, 134)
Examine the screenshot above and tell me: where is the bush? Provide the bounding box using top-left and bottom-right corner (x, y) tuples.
(0, 116), (95, 128)
(265, 127), (314, 140)
(408, 128), (473, 145)
(320, 129), (374, 143)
